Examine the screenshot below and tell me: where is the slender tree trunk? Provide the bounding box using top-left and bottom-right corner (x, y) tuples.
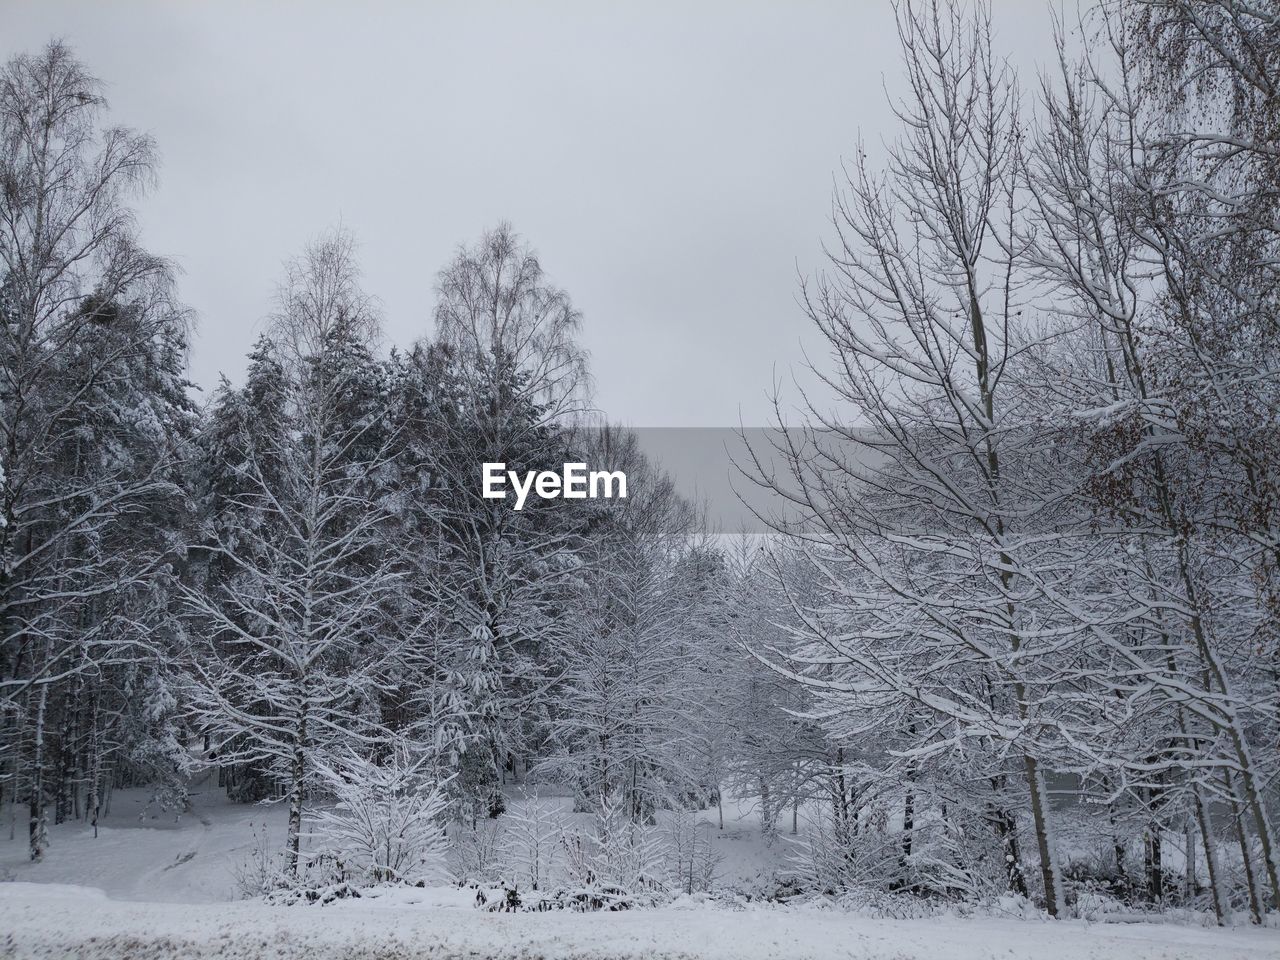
(1106, 796), (1128, 891)
(1157, 641), (1224, 924)
(1024, 756), (1062, 917)
(1144, 820), (1163, 904)
(87, 692), (102, 839)
(28, 681), (49, 861)
(901, 727), (916, 877)
(1224, 770), (1263, 924)
(1162, 504), (1280, 911)
(760, 778), (774, 844)
(285, 708), (308, 878)
(979, 284), (1062, 917)
(1145, 772), (1165, 904)
(1192, 787), (1224, 924)
(901, 784), (915, 888)
(1183, 815), (1196, 905)
(989, 796), (1029, 898)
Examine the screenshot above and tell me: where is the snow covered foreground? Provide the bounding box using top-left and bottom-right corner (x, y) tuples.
(1, 882), (1277, 960)
(2, 786), (1279, 959)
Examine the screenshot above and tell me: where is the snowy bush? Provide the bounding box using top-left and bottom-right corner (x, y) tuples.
(312, 749), (451, 886)
(232, 821), (294, 898)
(498, 795), (566, 891)
(451, 816), (507, 885)
(786, 804), (891, 897)
(785, 802), (1012, 906)
(666, 806), (721, 894)
(558, 790), (671, 909)
(233, 821), (352, 899)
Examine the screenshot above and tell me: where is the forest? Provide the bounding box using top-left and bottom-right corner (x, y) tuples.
(2, 0), (1280, 939)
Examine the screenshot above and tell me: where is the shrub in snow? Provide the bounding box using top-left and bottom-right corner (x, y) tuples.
(666, 806), (721, 894)
(785, 804), (896, 897)
(785, 802), (1012, 906)
(234, 821), (357, 899)
(498, 795), (566, 891)
(451, 816), (506, 885)
(233, 821), (294, 898)
(558, 790), (670, 909)
(264, 882), (364, 906)
(313, 749), (451, 886)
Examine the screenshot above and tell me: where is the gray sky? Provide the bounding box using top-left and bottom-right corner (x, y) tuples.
(2, 1), (1062, 426)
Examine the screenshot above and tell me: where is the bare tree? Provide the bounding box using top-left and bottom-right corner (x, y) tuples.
(742, 0), (1071, 915)
(433, 222), (591, 424)
(1020, 1), (1280, 919)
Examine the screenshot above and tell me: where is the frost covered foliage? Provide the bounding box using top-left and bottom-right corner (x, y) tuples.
(312, 751), (451, 886)
(732, 0), (1280, 927)
(451, 817), (507, 886)
(0, 41), (198, 862)
(785, 800), (1022, 908)
(469, 794), (725, 911)
(233, 822), (295, 898)
(472, 792), (675, 912)
(558, 791), (671, 909)
(498, 796), (566, 892)
(666, 807), (721, 895)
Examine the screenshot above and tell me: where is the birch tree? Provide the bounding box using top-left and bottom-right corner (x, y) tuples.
(401, 226), (593, 820)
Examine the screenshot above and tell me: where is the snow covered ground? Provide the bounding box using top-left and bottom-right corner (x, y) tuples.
(2, 782), (1279, 959)
(0, 777), (288, 903)
(5, 881), (1280, 960)
(0, 777), (779, 905)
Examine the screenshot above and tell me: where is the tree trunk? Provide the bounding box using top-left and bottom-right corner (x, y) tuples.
(87, 692), (102, 839)
(28, 682), (49, 861)
(1144, 821), (1163, 904)
(1183, 815), (1196, 905)
(284, 709), (308, 879)
(989, 797), (1029, 898)
(902, 787), (914, 862)
(1225, 770), (1263, 924)
(1107, 797), (1128, 891)
(1193, 787), (1224, 924)
(1167, 521), (1280, 911)
(760, 778), (774, 844)
(1024, 756), (1062, 917)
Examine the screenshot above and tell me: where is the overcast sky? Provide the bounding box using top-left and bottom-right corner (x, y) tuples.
(3, 1), (1063, 426)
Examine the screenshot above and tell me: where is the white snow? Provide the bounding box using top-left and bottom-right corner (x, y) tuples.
(4, 880), (1279, 960)
(3, 784), (1278, 959)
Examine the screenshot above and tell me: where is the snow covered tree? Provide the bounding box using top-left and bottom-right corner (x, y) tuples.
(720, 544), (835, 844)
(1017, 0), (1280, 919)
(313, 745), (451, 885)
(0, 41), (195, 860)
(742, 0), (1073, 914)
(396, 226), (594, 821)
(433, 221), (590, 424)
(497, 793), (566, 891)
(184, 231), (402, 877)
(561, 787), (669, 908)
(537, 428), (717, 823)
